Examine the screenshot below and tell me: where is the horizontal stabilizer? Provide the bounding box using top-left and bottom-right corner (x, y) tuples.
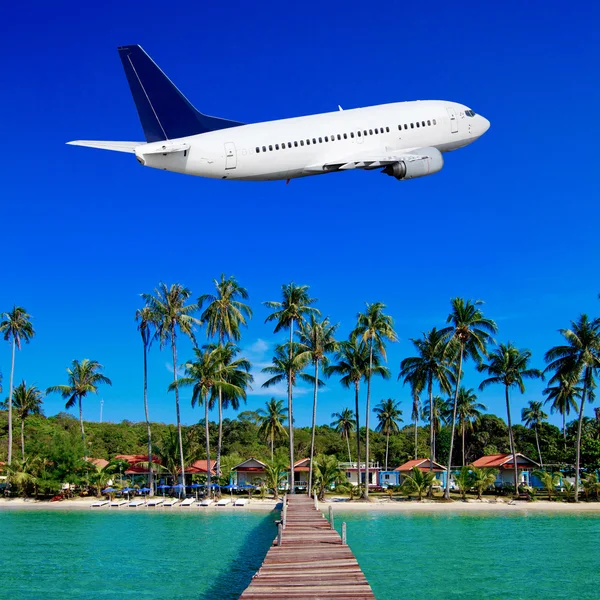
(67, 140), (142, 153)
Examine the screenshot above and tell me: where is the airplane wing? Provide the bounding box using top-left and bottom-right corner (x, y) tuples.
(66, 140), (142, 153)
(303, 147), (431, 173)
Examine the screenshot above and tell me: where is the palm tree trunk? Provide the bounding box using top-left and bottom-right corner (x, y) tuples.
(462, 424), (466, 467)
(535, 426), (543, 469)
(574, 372), (589, 503)
(172, 327), (186, 488)
(414, 416), (418, 461)
(143, 341), (153, 495)
(428, 376), (434, 498)
(363, 341), (373, 499)
(505, 385), (519, 494)
(346, 431), (352, 463)
(21, 418), (25, 461)
(288, 321), (295, 494)
(216, 387), (223, 479)
(7, 339), (15, 466)
(307, 360), (319, 497)
(385, 432), (389, 472)
(445, 345), (464, 500)
(354, 380), (361, 491)
(205, 392), (211, 490)
(79, 396), (87, 460)
(270, 434), (274, 460)
(562, 413), (567, 452)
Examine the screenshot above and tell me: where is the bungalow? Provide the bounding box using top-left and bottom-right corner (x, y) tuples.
(292, 458), (310, 490)
(114, 455), (216, 483)
(232, 458), (267, 486)
(471, 453), (538, 488)
(339, 461), (382, 487)
(394, 459), (448, 487)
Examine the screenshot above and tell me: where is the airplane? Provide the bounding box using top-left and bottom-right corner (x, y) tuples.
(68, 45), (490, 183)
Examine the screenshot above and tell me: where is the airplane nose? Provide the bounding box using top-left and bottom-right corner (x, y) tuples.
(481, 116), (491, 134)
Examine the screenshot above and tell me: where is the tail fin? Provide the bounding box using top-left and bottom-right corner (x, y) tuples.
(117, 45), (243, 143)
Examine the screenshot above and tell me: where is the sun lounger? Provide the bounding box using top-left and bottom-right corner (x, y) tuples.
(147, 498), (164, 507)
(163, 498), (180, 507)
(180, 497), (195, 507)
(110, 499), (127, 508)
(128, 499), (146, 508)
(216, 498), (231, 506)
(234, 498), (248, 507)
(90, 500), (110, 508)
(199, 498), (213, 507)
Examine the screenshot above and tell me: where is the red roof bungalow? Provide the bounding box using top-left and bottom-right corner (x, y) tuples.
(386, 458), (447, 486)
(85, 458), (109, 470)
(232, 458), (267, 486)
(114, 455), (216, 478)
(187, 460), (217, 474)
(471, 453), (539, 488)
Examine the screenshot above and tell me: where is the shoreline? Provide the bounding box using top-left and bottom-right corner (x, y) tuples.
(2, 496), (600, 513)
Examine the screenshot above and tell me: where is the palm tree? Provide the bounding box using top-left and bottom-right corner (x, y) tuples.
(199, 274), (252, 477)
(142, 283), (199, 488)
(532, 470), (561, 501)
(441, 299), (497, 500)
(326, 335), (387, 490)
(456, 387), (486, 466)
(420, 396), (451, 461)
(135, 306), (157, 492)
(545, 315), (600, 501)
(47, 359), (111, 458)
(399, 328), (454, 477)
(454, 465), (474, 500)
(264, 458), (287, 500)
(410, 392), (420, 460)
(331, 408), (356, 463)
(522, 400), (548, 468)
(374, 399), (403, 471)
(257, 399), (288, 459)
(479, 343), (542, 493)
(401, 466), (436, 501)
(543, 375), (581, 449)
(0, 306), (35, 466)
(264, 283), (319, 494)
(312, 454), (346, 501)
(354, 302), (397, 498)
(9, 382), (43, 461)
(296, 315), (337, 496)
(145, 426), (198, 484)
(470, 466), (498, 499)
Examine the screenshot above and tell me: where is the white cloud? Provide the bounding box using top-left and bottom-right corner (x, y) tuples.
(164, 362), (185, 377)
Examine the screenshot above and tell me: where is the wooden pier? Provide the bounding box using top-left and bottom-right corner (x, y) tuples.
(240, 494), (375, 599)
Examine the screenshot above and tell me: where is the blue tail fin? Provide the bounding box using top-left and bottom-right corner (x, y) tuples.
(117, 45), (243, 143)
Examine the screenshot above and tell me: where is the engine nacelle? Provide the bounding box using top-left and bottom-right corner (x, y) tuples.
(382, 147), (444, 180)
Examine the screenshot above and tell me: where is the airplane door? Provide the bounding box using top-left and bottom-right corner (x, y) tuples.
(225, 142), (237, 169)
(447, 108), (458, 134)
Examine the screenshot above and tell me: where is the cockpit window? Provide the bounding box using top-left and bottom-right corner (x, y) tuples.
(465, 109), (476, 117)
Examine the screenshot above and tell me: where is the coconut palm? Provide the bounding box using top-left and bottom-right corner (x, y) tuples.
(581, 473), (599, 501)
(532, 470), (561, 501)
(312, 454), (346, 501)
(0, 306), (35, 466)
(199, 274), (252, 476)
(142, 283), (199, 488)
(374, 399), (403, 471)
(47, 359), (112, 459)
(454, 465), (474, 500)
(257, 399), (288, 459)
(441, 299), (498, 499)
(401, 466), (436, 501)
(264, 458), (287, 500)
(521, 400), (548, 468)
(419, 396), (451, 462)
(142, 426), (199, 484)
(545, 315), (600, 502)
(470, 466), (498, 499)
(135, 306), (157, 492)
(456, 387), (486, 466)
(543, 375), (581, 449)
(354, 302), (397, 498)
(7, 382), (43, 461)
(296, 315), (338, 496)
(478, 343), (542, 493)
(326, 335), (388, 490)
(331, 408), (356, 463)
(264, 283), (319, 494)
(399, 328), (454, 475)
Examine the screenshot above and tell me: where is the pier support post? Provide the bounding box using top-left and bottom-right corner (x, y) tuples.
(329, 505), (334, 530)
(282, 501), (287, 529)
(314, 492), (318, 510)
(277, 522), (283, 547)
(342, 522), (347, 545)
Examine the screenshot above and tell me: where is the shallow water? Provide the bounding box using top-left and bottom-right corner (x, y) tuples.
(2, 508), (599, 599)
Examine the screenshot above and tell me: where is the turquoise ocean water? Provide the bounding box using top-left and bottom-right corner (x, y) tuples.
(2, 508), (599, 599)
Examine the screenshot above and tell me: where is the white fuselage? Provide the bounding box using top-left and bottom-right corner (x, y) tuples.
(135, 100), (489, 181)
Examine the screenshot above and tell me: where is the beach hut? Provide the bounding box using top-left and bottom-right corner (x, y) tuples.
(394, 459), (448, 487)
(232, 458), (267, 487)
(471, 453), (539, 488)
(338, 460), (383, 488)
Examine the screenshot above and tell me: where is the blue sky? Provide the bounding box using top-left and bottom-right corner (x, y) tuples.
(2, 1), (599, 429)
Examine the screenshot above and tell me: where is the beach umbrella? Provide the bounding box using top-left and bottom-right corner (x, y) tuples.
(121, 487), (134, 499)
(139, 487), (151, 495)
(157, 484), (170, 498)
(172, 483), (185, 498)
(190, 482), (203, 500)
(221, 483), (236, 501)
(102, 487), (116, 494)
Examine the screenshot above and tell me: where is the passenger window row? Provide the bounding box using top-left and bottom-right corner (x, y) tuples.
(255, 125), (393, 153)
(398, 119), (436, 131)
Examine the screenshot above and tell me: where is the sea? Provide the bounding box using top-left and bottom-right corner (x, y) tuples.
(1, 508), (599, 599)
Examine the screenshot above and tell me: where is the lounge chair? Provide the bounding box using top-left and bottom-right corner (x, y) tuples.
(234, 498), (248, 507)
(109, 499), (127, 508)
(180, 497), (195, 507)
(90, 500), (110, 508)
(147, 498), (164, 507)
(128, 499), (146, 508)
(163, 498), (180, 507)
(199, 498), (213, 507)
(216, 498), (231, 507)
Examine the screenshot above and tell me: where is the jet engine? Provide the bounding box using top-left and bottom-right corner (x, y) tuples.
(382, 147), (444, 180)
